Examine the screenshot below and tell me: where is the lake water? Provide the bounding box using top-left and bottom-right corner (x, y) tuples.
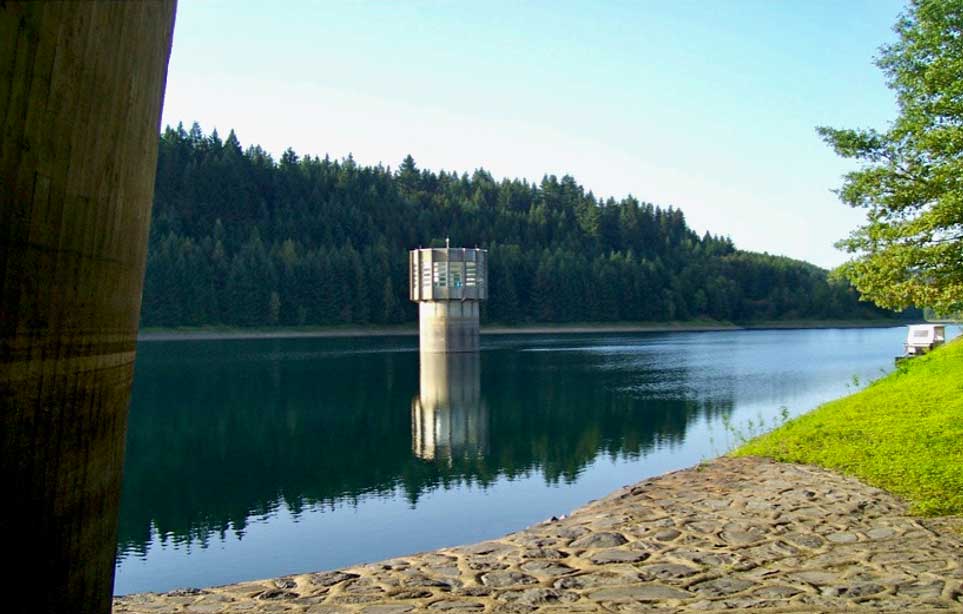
(114, 326), (946, 595)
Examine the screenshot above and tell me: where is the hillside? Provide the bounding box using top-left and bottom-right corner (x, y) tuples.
(141, 124), (908, 327)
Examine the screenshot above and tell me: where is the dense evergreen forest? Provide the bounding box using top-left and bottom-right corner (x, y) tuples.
(141, 123), (906, 327)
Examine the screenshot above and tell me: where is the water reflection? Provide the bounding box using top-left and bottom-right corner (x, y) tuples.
(116, 328), (921, 594)
(117, 335), (732, 565)
(412, 353), (487, 462)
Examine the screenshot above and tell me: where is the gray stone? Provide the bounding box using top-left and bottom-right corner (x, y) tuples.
(703, 498), (732, 510)
(166, 588), (210, 597)
(427, 565), (461, 578)
(554, 526), (590, 540)
(826, 531), (859, 544)
(389, 589), (433, 600)
(311, 572), (360, 588)
(691, 577), (754, 596)
(466, 560), (509, 571)
(866, 527), (897, 540)
(519, 560), (574, 576)
(752, 585), (802, 598)
(343, 579), (385, 594)
(480, 571), (538, 588)
(462, 542), (516, 556)
(784, 532), (826, 549)
(521, 547), (568, 559)
(499, 588), (578, 605)
(328, 593), (384, 605)
(255, 590), (299, 600)
(183, 605), (227, 613)
(589, 549), (650, 564)
(653, 529), (681, 541)
(769, 540), (801, 556)
(720, 529), (765, 546)
(841, 582), (884, 598)
(456, 587), (492, 597)
(402, 574), (453, 588)
(360, 606), (415, 614)
(570, 532), (629, 549)
(672, 549), (738, 567)
(637, 563), (700, 581)
(588, 585), (692, 601)
(428, 599), (484, 610)
(554, 572), (640, 590)
(273, 578), (296, 589)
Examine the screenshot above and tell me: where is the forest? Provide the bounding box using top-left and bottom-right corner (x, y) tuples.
(141, 123), (908, 327)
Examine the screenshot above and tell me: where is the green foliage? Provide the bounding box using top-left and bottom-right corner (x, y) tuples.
(735, 338), (963, 515)
(923, 306), (963, 321)
(141, 123), (910, 327)
(819, 0), (963, 314)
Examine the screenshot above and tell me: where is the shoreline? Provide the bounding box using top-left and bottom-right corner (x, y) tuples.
(137, 319), (906, 342)
(114, 456), (963, 612)
(113, 332), (963, 612)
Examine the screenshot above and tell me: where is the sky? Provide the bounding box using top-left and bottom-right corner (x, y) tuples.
(160, 0), (907, 269)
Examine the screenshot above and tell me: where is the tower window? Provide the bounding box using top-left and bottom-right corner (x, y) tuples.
(432, 262), (448, 287)
(450, 262), (464, 288)
(465, 262), (477, 287)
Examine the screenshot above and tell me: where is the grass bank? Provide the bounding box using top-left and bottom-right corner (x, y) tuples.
(734, 338), (963, 516)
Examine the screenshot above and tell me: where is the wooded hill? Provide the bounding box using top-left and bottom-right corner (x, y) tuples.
(141, 124), (907, 327)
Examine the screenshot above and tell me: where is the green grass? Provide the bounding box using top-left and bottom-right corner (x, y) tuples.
(733, 338), (963, 516)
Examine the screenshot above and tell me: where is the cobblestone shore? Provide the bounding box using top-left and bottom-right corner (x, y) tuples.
(114, 457), (963, 613)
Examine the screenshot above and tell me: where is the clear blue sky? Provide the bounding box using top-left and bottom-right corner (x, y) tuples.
(161, 0), (906, 268)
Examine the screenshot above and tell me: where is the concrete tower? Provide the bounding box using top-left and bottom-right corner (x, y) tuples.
(409, 243), (487, 353)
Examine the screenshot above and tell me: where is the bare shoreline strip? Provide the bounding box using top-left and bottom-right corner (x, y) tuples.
(137, 320), (903, 342)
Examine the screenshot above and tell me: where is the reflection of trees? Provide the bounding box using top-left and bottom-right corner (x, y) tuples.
(479, 349), (731, 484)
(118, 340), (733, 556)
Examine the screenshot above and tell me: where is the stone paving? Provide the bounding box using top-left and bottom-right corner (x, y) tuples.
(114, 457), (963, 613)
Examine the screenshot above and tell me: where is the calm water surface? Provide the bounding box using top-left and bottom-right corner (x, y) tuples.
(115, 327), (949, 594)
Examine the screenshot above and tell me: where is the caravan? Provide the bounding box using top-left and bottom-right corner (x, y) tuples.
(904, 324), (946, 357)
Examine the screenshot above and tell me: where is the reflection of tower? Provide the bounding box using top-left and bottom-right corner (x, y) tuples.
(411, 352), (488, 462)
(409, 243), (488, 353)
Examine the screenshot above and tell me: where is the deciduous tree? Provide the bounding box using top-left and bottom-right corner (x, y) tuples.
(819, 0), (963, 314)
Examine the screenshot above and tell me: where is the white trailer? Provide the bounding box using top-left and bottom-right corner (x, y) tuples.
(904, 324), (946, 356)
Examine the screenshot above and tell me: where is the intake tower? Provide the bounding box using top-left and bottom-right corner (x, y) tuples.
(409, 242), (488, 353)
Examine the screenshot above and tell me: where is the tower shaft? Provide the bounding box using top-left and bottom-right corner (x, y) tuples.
(409, 247), (487, 353)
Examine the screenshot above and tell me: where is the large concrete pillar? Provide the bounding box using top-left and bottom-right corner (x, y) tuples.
(0, 3), (175, 612)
